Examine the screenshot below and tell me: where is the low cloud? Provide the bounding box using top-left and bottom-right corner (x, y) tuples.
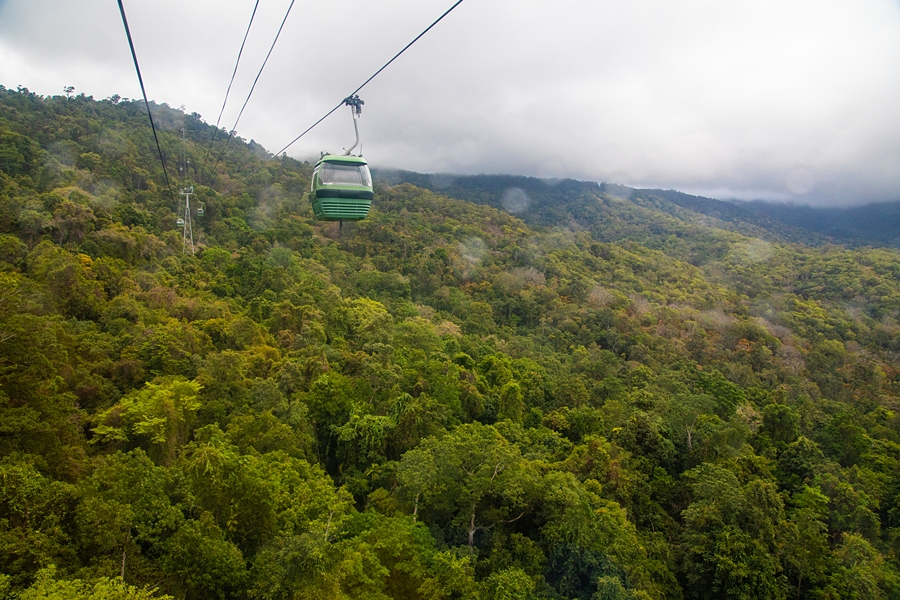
(2, 0), (899, 206)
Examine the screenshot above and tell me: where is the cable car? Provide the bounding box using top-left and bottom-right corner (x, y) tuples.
(197, 203), (205, 217)
(309, 154), (373, 221)
(308, 95), (373, 222)
(176, 217), (185, 226)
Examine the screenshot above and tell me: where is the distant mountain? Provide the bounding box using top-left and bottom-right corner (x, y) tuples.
(376, 170), (900, 249)
(739, 198), (900, 247)
(374, 170), (605, 228)
(625, 187), (828, 245)
(374, 170), (815, 266)
(632, 187), (900, 248)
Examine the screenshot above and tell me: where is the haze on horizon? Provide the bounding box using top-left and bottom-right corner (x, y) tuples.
(1, 0), (899, 207)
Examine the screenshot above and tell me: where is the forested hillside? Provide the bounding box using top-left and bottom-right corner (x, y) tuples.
(1, 86), (899, 599)
(740, 199), (900, 248)
(380, 171), (900, 249)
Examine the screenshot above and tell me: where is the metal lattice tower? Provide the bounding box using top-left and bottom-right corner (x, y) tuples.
(180, 186), (194, 255)
(177, 116), (195, 255)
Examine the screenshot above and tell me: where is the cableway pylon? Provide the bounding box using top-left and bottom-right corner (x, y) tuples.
(180, 185), (195, 255)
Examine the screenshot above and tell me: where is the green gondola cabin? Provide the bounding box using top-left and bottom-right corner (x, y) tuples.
(309, 154), (374, 221)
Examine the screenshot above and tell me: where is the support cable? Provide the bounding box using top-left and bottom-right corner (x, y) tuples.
(201, 0), (261, 173)
(223, 0), (465, 196)
(116, 0), (174, 196)
(212, 0), (296, 173)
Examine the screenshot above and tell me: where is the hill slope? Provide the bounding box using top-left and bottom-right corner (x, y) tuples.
(1, 87), (899, 599)
(743, 198), (900, 247)
(379, 170), (900, 249)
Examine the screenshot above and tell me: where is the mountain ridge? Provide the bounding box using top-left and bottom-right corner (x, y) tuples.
(376, 169), (900, 249)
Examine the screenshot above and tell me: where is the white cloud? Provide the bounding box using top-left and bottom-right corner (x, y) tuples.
(1, 0), (899, 205)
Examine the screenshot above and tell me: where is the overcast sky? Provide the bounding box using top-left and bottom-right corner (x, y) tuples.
(1, 0), (899, 206)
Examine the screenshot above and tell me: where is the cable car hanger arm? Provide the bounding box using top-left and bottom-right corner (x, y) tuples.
(343, 95), (364, 155)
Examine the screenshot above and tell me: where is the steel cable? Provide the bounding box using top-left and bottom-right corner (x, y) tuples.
(223, 0), (465, 196)
(117, 0), (174, 197)
(201, 0), (261, 175)
(212, 0), (297, 174)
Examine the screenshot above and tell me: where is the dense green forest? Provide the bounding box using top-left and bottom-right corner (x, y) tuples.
(1, 86), (899, 599)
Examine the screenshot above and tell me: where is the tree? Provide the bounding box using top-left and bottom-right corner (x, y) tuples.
(26, 242), (105, 319)
(75, 450), (182, 586)
(92, 378), (202, 466)
(0, 458), (77, 589)
(782, 486), (831, 598)
(540, 471), (675, 600)
(20, 567), (171, 599)
(161, 516), (248, 600)
(480, 567), (536, 600)
(680, 462), (786, 600)
(823, 532), (889, 599)
(776, 437), (824, 494)
(396, 423), (535, 552)
(178, 426), (353, 557)
(760, 404), (800, 447)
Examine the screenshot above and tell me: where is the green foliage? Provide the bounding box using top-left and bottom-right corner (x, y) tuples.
(93, 378), (202, 465)
(19, 567), (172, 599)
(0, 86), (899, 599)
(681, 461), (786, 599)
(0, 458), (77, 588)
